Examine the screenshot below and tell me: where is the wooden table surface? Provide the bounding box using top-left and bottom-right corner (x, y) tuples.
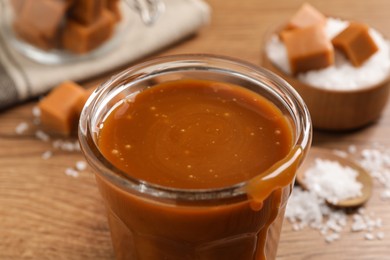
(1, 0), (390, 259)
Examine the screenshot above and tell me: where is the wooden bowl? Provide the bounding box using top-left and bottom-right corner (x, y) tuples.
(262, 45), (390, 131)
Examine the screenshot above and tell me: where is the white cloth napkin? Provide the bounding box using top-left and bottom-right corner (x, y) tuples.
(0, 0), (210, 110)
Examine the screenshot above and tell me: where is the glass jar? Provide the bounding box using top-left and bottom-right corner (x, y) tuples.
(78, 54), (312, 260)
(0, 0), (164, 64)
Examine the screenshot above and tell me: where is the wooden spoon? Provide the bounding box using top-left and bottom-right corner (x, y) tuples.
(296, 147), (372, 208)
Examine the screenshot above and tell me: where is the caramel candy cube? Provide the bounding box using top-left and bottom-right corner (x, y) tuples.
(10, 0), (25, 12)
(75, 86), (98, 116)
(285, 3), (326, 30)
(281, 25), (334, 75)
(69, 0), (105, 25)
(13, 0), (67, 49)
(332, 23), (379, 67)
(39, 81), (85, 136)
(13, 19), (54, 50)
(106, 0), (122, 22)
(62, 10), (115, 54)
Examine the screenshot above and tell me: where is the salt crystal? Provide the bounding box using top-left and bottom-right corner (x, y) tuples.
(325, 233), (340, 243)
(52, 139), (80, 152)
(348, 145), (357, 154)
(287, 145), (388, 244)
(376, 218), (383, 228)
(285, 188), (324, 229)
(333, 150), (348, 158)
(41, 151), (53, 160)
(52, 140), (62, 149)
(376, 232), (385, 240)
(35, 130), (50, 142)
(364, 233), (375, 240)
(303, 158), (363, 203)
(357, 147), (390, 200)
(32, 106), (41, 117)
(75, 161), (87, 171)
(326, 220), (342, 233)
(15, 122), (29, 135)
(65, 168), (79, 178)
(62, 142), (74, 151)
(292, 223), (301, 231)
(381, 189), (390, 200)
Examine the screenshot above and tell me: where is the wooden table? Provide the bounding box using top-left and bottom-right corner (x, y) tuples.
(1, 0), (390, 259)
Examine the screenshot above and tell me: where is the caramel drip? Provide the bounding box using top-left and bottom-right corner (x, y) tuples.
(246, 146), (303, 211)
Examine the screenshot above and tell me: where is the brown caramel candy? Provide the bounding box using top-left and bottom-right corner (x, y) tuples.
(69, 0), (105, 25)
(281, 25), (334, 75)
(13, 0), (67, 50)
(285, 3), (326, 30)
(106, 0), (122, 22)
(39, 81), (85, 136)
(75, 86), (98, 116)
(62, 10), (115, 54)
(332, 23), (379, 67)
(13, 19), (54, 50)
(10, 0), (25, 12)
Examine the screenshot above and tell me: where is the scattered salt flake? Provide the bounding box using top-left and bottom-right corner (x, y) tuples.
(65, 168), (79, 178)
(364, 233), (375, 240)
(303, 158), (363, 204)
(356, 147), (390, 200)
(75, 161), (87, 171)
(41, 151), (53, 160)
(287, 186), (384, 243)
(15, 122), (29, 135)
(325, 233), (340, 243)
(52, 139), (80, 152)
(333, 149), (348, 158)
(376, 218), (383, 228)
(35, 130), (50, 142)
(32, 106), (41, 117)
(377, 232), (385, 240)
(380, 189), (390, 200)
(285, 188), (324, 229)
(348, 145), (357, 154)
(351, 216), (367, 232)
(287, 145), (389, 244)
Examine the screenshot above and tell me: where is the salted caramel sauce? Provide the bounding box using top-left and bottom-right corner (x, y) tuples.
(95, 78), (298, 260)
(98, 79), (293, 189)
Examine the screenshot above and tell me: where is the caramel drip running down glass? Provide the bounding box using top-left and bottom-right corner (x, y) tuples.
(79, 54), (312, 260)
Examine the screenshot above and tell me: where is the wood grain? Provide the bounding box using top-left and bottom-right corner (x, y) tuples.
(1, 0), (390, 259)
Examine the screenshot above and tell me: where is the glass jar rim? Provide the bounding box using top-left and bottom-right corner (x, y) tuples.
(78, 54), (312, 202)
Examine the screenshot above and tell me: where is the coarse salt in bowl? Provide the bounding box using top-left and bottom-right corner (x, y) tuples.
(263, 17), (390, 130)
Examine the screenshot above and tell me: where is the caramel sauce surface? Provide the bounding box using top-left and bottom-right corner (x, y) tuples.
(98, 79), (293, 189)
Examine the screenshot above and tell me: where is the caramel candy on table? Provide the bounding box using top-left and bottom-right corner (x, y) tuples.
(106, 0), (122, 22)
(281, 25), (334, 75)
(13, 0), (68, 50)
(285, 3), (326, 30)
(69, 0), (105, 25)
(9, 0), (25, 12)
(332, 22), (379, 67)
(39, 81), (85, 136)
(62, 10), (115, 54)
(74, 86), (98, 116)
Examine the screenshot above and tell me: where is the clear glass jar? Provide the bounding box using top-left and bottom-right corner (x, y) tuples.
(0, 0), (164, 64)
(78, 54), (312, 260)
